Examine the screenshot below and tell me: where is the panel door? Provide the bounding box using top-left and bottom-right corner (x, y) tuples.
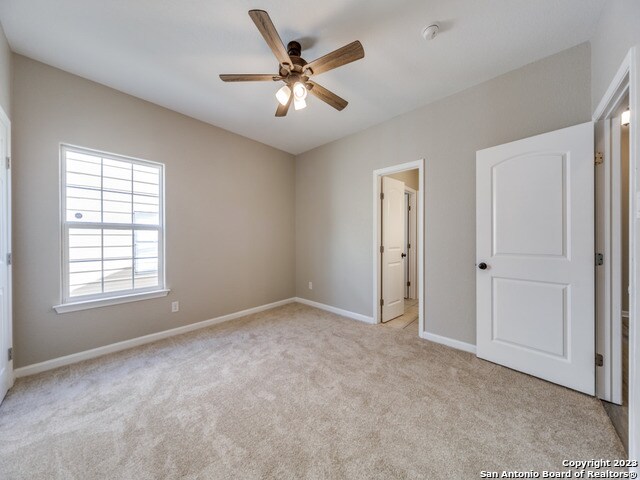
(382, 176), (405, 322)
(476, 122), (594, 394)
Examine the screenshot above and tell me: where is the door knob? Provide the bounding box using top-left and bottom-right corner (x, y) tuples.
(401, 253), (407, 258)
(478, 262), (488, 270)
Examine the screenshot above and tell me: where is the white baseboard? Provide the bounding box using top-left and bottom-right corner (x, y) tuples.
(14, 297), (296, 378)
(15, 297), (472, 379)
(419, 331), (477, 354)
(294, 297), (375, 324)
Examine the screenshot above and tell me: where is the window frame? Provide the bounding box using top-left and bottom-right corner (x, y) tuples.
(56, 144), (167, 311)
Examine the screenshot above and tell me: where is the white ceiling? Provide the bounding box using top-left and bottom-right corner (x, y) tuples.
(0, 0), (604, 154)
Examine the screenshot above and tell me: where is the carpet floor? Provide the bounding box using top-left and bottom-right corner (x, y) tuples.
(0, 303), (625, 479)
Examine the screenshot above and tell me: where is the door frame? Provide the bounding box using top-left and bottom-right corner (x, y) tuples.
(373, 159), (424, 334)
(0, 104), (12, 401)
(595, 104), (628, 405)
(405, 186), (418, 299)
(593, 45), (639, 464)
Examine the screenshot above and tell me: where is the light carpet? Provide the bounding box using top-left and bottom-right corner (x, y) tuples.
(0, 303), (625, 479)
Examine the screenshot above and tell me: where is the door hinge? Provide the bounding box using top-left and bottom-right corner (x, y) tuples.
(596, 253), (604, 266)
(6, 253), (11, 265)
(408, 205), (411, 211)
(595, 152), (603, 165)
(380, 245), (384, 254)
(7, 347), (12, 361)
(380, 298), (384, 307)
(5, 156), (10, 169)
(595, 353), (604, 367)
(408, 243), (411, 249)
(380, 192), (384, 200)
(407, 281), (411, 287)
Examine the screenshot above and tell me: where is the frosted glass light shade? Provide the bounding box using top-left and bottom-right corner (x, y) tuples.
(276, 85), (291, 106)
(292, 82), (308, 100)
(622, 109), (630, 126)
(293, 97), (307, 110)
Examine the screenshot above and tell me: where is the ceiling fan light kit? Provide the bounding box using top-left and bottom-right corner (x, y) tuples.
(276, 85), (291, 106)
(220, 10), (365, 117)
(294, 97), (307, 111)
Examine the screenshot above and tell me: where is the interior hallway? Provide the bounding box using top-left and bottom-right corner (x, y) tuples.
(382, 298), (419, 331)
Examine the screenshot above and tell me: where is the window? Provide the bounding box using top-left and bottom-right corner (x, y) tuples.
(59, 145), (165, 308)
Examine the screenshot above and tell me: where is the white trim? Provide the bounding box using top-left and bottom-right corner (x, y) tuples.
(373, 160), (423, 177)
(294, 297), (375, 324)
(630, 44), (640, 471)
(419, 331), (477, 354)
(612, 113), (624, 405)
(595, 111), (628, 404)
(593, 45), (639, 469)
(53, 288), (171, 313)
(373, 160), (425, 336)
(0, 105), (12, 398)
(594, 50), (633, 122)
(17, 297), (297, 378)
(405, 186), (418, 300)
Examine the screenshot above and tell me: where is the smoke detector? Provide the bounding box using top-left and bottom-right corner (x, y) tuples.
(421, 24), (439, 41)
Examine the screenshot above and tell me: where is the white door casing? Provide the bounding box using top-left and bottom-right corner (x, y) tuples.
(476, 122), (595, 395)
(382, 176), (405, 322)
(595, 112), (626, 404)
(611, 115), (623, 403)
(405, 186), (418, 300)
(595, 118), (612, 401)
(0, 107), (11, 404)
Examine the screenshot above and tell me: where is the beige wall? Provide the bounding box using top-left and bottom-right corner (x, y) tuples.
(590, 0), (640, 110)
(387, 169), (419, 191)
(12, 55), (295, 367)
(0, 22), (10, 117)
(295, 43), (591, 345)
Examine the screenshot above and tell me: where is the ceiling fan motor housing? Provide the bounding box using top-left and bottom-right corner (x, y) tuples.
(287, 41), (302, 57)
(280, 41), (309, 77)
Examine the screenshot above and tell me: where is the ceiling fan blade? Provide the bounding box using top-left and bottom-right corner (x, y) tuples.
(248, 10), (292, 68)
(275, 95), (293, 117)
(307, 81), (348, 111)
(305, 40), (364, 76)
(219, 74), (279, 82)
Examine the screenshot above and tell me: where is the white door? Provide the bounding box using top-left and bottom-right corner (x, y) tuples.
(476, 122), (594, 395)
(382, 176), (405, 322)
(0, 108), (11, 404)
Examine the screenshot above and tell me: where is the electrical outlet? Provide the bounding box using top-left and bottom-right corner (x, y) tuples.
(171, 301), (179, 313)
(308, 282), (313, 290)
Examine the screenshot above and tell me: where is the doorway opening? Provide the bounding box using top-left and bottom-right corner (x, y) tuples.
(596, 92), (631, 452)
(373, 159), (424, 336)
(592, 47), (640, 462)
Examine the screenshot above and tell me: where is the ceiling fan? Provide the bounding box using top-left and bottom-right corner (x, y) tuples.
(219, 10), (365, 117)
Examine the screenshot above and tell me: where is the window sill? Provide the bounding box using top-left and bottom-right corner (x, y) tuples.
(53, 289), (170, 314)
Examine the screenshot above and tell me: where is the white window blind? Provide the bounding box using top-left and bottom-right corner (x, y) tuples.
(61, 145), (165, 303)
